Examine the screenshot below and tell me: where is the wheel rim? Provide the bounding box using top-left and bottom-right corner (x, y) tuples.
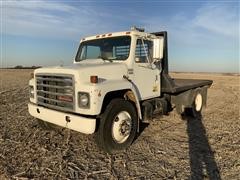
(111, 111), (132, 144)
(195, 93), (202, 112)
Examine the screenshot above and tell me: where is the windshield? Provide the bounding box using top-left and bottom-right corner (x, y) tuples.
(75, 36), (131, 62)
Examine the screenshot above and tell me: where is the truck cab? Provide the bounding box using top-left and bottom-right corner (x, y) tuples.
(28, 27), (212, 153)
(75, 27), (164, 100)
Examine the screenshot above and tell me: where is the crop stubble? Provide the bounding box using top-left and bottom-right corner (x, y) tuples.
(0, 69), (239, 179)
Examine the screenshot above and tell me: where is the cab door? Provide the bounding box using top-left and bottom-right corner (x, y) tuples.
(133, 39), (161, 100)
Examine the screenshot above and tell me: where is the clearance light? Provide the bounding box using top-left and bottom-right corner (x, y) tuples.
(96, 35), (100, 38)
(102, 34), (106, 37)
(90, 75), (98, 83)
(108, 33), (112, 36)
(126, 31), (131, 34)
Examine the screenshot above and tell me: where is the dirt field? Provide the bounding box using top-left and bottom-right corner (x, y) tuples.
(0, 69), (239, 179)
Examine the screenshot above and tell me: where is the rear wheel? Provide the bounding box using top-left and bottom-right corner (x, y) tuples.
(95, 99), (138, 154)
(184, 89), (203, 118)
(194, 93), (203, 112)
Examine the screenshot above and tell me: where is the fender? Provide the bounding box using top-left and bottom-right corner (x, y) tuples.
(96, 79), (142, 119)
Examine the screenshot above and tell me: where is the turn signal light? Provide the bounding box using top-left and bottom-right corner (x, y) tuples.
(90, 76), (98, 83)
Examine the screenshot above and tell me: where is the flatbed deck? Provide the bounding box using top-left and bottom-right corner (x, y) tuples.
(162, 77), (213, 94)
(173, 79), (213, 93)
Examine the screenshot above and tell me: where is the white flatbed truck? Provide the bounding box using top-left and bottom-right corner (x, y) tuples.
(28, 27), (213, 153)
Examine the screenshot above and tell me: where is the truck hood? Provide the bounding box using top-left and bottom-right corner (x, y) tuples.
(34, 59), (128, 83)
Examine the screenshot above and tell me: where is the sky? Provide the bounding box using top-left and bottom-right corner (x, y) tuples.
(1, 0), (239, 73)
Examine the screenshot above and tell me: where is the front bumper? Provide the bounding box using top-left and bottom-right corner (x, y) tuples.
(28, 103), (96, 134)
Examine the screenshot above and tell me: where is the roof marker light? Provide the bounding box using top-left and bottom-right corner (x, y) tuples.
(108, 33), (112, 36)
(126, 31), (131, 35)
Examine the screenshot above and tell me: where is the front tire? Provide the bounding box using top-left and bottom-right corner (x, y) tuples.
(95, 99), (138, 154)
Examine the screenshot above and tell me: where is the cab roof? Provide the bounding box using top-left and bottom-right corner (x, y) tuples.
(81, 27), (158, 42)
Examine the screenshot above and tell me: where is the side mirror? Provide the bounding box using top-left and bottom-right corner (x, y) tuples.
(153, 37), (164, 61)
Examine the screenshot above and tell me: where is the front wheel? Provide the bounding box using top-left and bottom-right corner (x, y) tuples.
(95, 99), (138, 154)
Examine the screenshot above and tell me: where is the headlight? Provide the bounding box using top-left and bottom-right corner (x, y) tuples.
(29, 85), (34, 98)
(78, 92), (90, 108)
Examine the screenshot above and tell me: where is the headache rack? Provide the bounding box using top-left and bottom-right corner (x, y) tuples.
(36, 74), (75, 112)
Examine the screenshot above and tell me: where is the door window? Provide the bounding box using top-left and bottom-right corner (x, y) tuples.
(135, 39), (153, 63)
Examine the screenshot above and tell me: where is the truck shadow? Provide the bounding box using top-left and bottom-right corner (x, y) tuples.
(182, 113), (221, 180)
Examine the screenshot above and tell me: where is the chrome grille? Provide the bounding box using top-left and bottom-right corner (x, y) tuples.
(36, 74), (75, 112)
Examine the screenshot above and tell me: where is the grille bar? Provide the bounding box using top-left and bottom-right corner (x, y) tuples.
(37, 83), (73, 90)
(37, 77), (72, 83)
(37, 90), (73, 97)
(37, 96), (73, 104)
(36, 74), (75, 112)
(37, 102), (74, 112)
